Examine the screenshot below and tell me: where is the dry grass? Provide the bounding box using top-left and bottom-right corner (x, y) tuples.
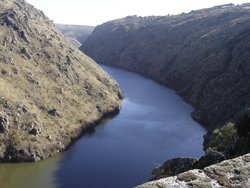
(0, 0), (122, 162)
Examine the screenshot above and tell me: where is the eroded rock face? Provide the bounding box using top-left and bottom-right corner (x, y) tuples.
(194, 151), (226, 169)
(0, 113), (8, 133)
(0, 0), (122, 162)
(151, 152), (227, 181)
(137, 153), (250, 188)
(151, 158), (197, 180)
(81, 3), (250, 129)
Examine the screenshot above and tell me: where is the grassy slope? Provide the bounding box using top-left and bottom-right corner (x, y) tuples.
(0, 0), (122, 162)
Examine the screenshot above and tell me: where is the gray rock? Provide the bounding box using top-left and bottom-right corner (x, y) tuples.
(152, 157), (197, 180)
(47, 108), (59, 116)
(0, 113), (9, 133)
(29, 128), (39, 135)
(194, 152), (226, 169)
(20, 47), (32, 59)
(137, 153), (250, 188)
(1, 69), (9, 76)
(46, 135), (52, 141)
(16, 104), (28, 113)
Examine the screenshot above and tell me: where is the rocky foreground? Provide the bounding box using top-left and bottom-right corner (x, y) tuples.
(0, 0), (122, 162)
(137, 153), (250, 188)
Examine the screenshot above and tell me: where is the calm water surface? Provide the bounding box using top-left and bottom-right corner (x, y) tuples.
(0, 65), (206, 188)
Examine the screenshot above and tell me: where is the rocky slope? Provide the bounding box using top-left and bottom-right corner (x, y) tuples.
(0, 0), (122, 162)
(81, 3), (250, 130)
(56, 24), (94, 47)
(137, 153), (250, 188)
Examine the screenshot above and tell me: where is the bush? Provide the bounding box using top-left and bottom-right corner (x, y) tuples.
(205, 122), (237, 158)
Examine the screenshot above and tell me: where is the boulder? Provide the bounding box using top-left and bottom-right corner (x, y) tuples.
(151, 157), (197, 180)
(194, 151), (226, 169)
(47, 108), (59, 116)
(137, 153), (250, 188)
(0, 113), (9, 133)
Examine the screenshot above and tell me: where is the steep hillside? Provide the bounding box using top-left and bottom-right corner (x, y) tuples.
(81, 3), (250, 129)
(0, 0), (122, 162)
(56, 24), (94, 47)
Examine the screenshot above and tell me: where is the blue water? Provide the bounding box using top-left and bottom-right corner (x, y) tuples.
(55, 65), (206, 188)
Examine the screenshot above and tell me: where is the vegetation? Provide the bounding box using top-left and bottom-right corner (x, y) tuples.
(205, 123), (237, 157)
(0, 0), (122, 162)
(81, 3), (250, 129)
(205, 111), (250, 158)
(81, 4), (250, 177)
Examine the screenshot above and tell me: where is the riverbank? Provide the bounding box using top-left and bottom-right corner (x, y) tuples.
(81, 4), (250, 130)
(0, 0), (123, 162)
(0, 65), (206, 188)
(80, 4), (250, 181)
(54, 65), (206, 188)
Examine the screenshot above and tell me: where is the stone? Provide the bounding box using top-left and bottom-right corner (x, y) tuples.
(0, 113), (9, 133)
(20, 47), (32, 59)
(1, 69), (9, 76)
(66, 55), (72, 65)
(29, 128), (39, 135)
(47, 108), (59, 116)
(137, 153), (250, 188)
(151, 157), (197, 180)
(46, 135), (52, 141)
(16, 104), (28, 113)
(194, 152), (226, 169)
(19, 30), (29, 43)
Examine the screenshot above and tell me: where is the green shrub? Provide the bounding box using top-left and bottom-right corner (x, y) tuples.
(206, 122), (237, 157)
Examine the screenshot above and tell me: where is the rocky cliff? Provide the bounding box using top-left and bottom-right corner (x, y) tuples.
(0, 0), (122, 162)
(137, 153), (250, 188)
(81, 3), (250, 129)
(56, 24), (94, 47)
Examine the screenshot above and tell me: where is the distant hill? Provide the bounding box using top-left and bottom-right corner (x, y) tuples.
(81, 3), (250, 130)
(56, 24), (94, 47)
(0, 0), (122, 162)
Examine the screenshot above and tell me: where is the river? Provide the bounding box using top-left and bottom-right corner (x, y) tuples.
(0, 65), (206, 188)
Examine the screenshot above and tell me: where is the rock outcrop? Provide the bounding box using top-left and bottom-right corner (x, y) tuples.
(137, 153), (250, 188)
(151, 151), (226, 180)
(0, 0), (122, 162)
(81, 4), (250, 130)
(151, 158), (197, 180)
(56, 24), (94, 47)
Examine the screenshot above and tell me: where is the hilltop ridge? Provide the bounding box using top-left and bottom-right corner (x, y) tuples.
(56, 24), (94, 47)
(81, 3), (250, 129)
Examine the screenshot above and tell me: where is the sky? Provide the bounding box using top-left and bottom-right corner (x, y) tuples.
(26, 0), (249, 26)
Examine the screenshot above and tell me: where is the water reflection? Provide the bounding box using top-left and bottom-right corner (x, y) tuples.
(0, 154), (62, 188)
(55, 65), (206, 188)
